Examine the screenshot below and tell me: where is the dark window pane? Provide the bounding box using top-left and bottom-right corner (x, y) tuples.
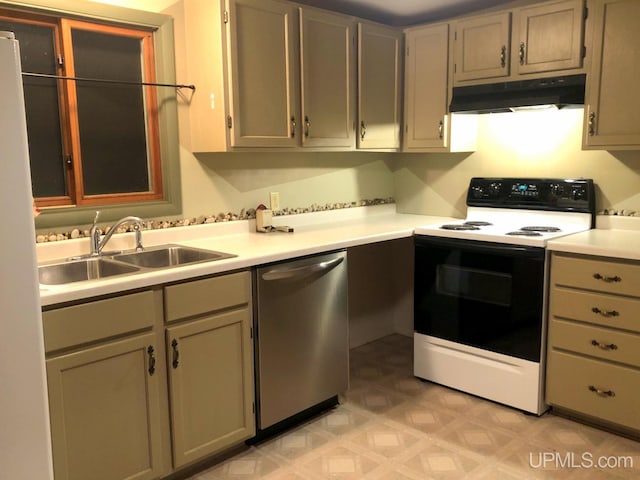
(0, 20), (67, 198)
(71, 28), (150, 195)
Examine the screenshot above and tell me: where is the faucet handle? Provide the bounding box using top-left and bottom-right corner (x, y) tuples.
(133, 223), (144, 252)
(89, 210), (101, 255)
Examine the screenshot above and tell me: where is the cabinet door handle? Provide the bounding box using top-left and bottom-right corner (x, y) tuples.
(593, 273), (621, 283)
(588, 385), (615, 397)
(360, 120), (366, 140)
(291, 116), (296, 138)
(438, 120), (444, 139)
(591, 339), (618, 351)
(591, 307), (620, 317)
(304, 116), (310, 137)
(147, 345), (156, 376)
(500, 45), (507, 67)
(519, 42), (525, 65)
(588, 111), (596, 136)
(171, 339), (180, 369)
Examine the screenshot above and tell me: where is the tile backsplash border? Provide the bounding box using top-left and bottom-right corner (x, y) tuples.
(35, 197), (395, 243)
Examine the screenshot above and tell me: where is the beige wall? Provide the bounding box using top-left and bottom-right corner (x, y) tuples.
(394, 108), (640, 218)
(93, 0), (640, 221)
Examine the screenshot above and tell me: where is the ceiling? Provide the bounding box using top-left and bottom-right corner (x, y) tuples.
(294, 0), (514, 26)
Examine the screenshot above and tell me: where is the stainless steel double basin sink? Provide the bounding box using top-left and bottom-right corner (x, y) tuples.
(38, 244), (236, 285)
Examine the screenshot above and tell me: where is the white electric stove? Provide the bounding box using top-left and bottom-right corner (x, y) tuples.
(413, 178), (596, 414)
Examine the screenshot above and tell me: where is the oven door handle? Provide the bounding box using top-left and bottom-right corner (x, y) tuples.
(415, 236), (544, 258)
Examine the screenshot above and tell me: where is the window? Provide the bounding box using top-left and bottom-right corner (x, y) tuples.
(0, 0), (181, 228)
(0, 10), (162, 207)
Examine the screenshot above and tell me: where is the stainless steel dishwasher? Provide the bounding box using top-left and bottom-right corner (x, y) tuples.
(254, 250), (348, 432)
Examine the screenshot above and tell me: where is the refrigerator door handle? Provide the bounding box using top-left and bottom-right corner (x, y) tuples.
(261, 256), (344, 282)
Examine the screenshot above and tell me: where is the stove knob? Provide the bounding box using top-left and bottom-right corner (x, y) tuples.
(471, 186), (484, 198)
(571, 187), (584, 200)
(489, 182), (502, 196)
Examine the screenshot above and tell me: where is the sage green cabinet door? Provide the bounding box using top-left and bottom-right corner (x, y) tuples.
(357, 23), (402, 150)
(166, 308), (254, 468)
(514, 0), (585, 75)
(300, 8), (355, 148)
(584, 0), (640, 149)
(47, 333), (163, 480)
(404, 23), (449, 150)
(226, 0), (299, 147)
(453, 12), (511, 84)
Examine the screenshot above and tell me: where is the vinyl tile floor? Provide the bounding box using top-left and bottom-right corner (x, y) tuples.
(189, 334), (640, 479)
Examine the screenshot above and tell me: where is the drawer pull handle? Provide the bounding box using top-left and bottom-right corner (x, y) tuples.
(591, 339), (618, 351)
(593, 273), (621, 283)
(591, 307), (620, 317)
(147, 346), (156, 376)
(588, 385), (615, 397)
(171, 339), (180, 369)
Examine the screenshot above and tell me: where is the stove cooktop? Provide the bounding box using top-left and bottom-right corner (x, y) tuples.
(415, 178), (596, 247)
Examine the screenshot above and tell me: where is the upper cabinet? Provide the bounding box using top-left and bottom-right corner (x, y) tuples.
(583, 0), (640, 149)
(404, 23), (450, 150)
(182, 0), (405, 152)
(357, 23), (402, 150)
(514, 0), (586, 75)
(403, 22), (477, 152)
(299, 9), (355, 148)
(453, 0), (586, 85)
(225, 0), (300, 148)
(453, 12), (511, 83)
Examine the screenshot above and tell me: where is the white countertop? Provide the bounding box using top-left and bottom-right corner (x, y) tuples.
(39, 205), (453, 306)
(547, 215), (640, 261)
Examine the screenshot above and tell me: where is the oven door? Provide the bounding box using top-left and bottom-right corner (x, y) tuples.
(414, 235), (545, 362)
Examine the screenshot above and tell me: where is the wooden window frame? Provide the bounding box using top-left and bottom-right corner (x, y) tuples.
(2, 10), (164, 208)
(0, 10), (76, 207)
(60, 18), (164, 207)
(0, 0), (182, 230)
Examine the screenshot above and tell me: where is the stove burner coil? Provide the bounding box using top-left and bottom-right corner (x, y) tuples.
(520, 226), (561, 232)
(506, 230), (543, 237)
(463, 221), (493, 226)
(440, 224), (480, 231)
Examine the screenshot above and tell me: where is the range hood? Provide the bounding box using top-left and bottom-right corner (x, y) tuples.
(449, 74), (586, 114)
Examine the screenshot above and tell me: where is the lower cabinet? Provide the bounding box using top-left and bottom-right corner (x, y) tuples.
(546, 252), (640, 434)
(166, 309), (254, 468)
(43, 271), (255, 480)
(44, 290), (167, 480)
(47, 333), (165, 480)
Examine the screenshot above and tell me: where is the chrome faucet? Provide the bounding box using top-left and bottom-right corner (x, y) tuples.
(90, 211), (145, 255)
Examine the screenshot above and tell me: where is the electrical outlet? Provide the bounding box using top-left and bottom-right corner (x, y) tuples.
(270, 192), (280, 211)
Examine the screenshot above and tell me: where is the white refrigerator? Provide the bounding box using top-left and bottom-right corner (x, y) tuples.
(0, 31), (54, 479)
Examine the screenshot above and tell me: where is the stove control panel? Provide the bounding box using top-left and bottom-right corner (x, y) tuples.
(467, 178), (595, 214)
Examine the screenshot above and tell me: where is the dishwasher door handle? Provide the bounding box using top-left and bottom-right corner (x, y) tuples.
(261, 256), (344, 281)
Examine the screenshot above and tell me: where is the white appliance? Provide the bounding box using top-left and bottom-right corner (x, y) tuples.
(413, 177), (595, 415)
(0, 32), (53, 479)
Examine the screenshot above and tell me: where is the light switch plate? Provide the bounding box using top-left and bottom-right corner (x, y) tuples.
(270, 192), (280, 211)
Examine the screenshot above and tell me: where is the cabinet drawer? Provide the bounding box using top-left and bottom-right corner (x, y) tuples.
(552, 254), (640, 297)
(43, 290), (158, 353)
(164, 271), (250, 322)
(551, 287), (640, 332)
(546, 350), (640, 431)
(549, 318), (640, 367)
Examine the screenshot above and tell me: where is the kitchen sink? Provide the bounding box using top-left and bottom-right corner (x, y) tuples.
(38, 244), (235, 285)
(39, 258), (141, 285)
(110, 244), (236, 269)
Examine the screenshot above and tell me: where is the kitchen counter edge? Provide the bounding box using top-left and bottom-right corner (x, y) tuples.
(39, 212), (452, 307)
